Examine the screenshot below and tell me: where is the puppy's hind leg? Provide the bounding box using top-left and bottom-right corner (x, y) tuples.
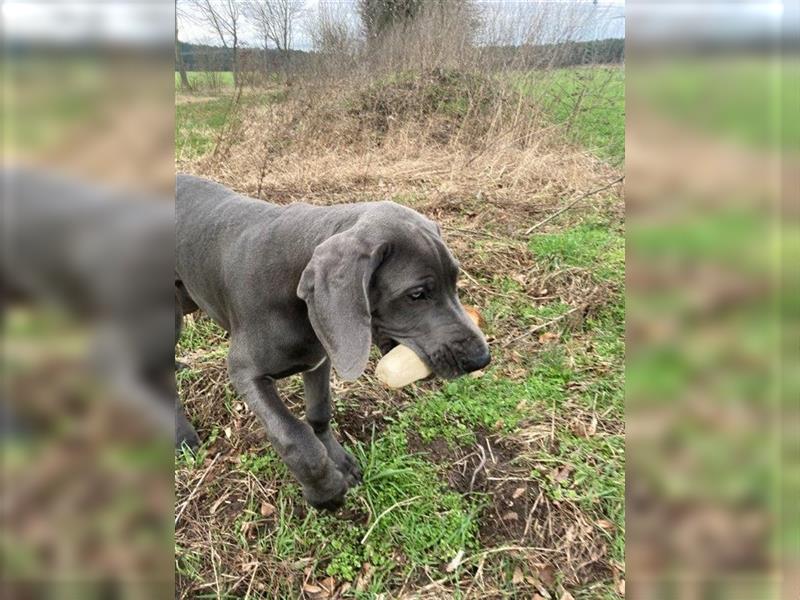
(174, 283), (200, 450)
(303, 359), (362, 487)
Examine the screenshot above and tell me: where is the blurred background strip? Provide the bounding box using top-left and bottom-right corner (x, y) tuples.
(2, 2), (175, 598)
(626, 1), (797, 598)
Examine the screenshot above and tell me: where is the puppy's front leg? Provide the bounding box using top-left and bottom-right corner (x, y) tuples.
(228, 361), (349, 510)
(303, 359), (362, 486)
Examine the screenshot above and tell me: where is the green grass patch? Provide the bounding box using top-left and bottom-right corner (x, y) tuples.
(175, 71), (235, 91)
(518, 66), (625, 163)
(403, 371), (565, 445)
(176, 96), (236, 158)
(176, 91), (284, 159)
(528, 220), (625, 283)
(630, 58), (799, 151)
(245, 417), (482, 587)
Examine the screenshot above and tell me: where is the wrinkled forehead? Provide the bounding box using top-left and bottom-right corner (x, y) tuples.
(377, 225), (460, 289)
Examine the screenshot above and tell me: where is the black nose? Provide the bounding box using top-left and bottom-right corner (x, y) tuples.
(461, 347), (491, 373)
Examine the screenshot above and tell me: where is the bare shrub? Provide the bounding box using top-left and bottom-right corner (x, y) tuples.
(304, 3), (362, 80)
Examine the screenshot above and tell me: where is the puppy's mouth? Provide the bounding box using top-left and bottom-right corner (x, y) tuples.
(377, 336), (399, 356)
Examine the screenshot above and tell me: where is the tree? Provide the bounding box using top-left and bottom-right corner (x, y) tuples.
(176, 1), (191, 90)
(358, 0), (423, 40)
(245, 0), (304, 70)
(189, 0), (242, 84)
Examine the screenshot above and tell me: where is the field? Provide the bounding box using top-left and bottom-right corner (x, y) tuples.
(175, 66), (625, 599)
(176, 70), (237, 91)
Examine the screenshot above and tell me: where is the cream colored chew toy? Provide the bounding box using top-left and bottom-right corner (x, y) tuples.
(375, 306), (484, 389)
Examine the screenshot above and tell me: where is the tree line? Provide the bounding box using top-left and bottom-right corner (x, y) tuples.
(176, 38), (624, 74)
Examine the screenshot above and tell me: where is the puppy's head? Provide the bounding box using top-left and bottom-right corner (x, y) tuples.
(298, 202), (490, 381)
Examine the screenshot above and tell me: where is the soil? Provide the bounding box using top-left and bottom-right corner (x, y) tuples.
(334, 400), (391, 444)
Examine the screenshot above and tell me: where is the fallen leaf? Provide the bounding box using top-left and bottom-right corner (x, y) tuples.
(462, 305), (485, 328)
(355, 564), (373, 593)
(493, 419), (505, 430)
(559, 591), (575, 600)
(537, 565), (556, 587)
(512, 487), (526, 499)
(539, 331), (560, 344)
(445, 549), (465, 573)
(260, 501), (276, 517)
(572, 415), (599, 438)
(224, 426), (232, 439)
(501, 510), (518, 521)
(512, 567), (524, 584)
(469, 369), (484, 379)
(616, 579), (625, 596)
(320, 576), (335, 592)
(302, 583), (322, 594)
(512, 273), (527, 286)
(595, 519), (615, 531)
(552, 465), (573, 484)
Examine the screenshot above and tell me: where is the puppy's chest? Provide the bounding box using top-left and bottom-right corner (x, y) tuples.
(266, 336), (326, 379)
(268, 357), (325, 379)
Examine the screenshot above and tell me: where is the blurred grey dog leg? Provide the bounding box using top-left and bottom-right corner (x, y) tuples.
(0, 402), (26, 438)
(3, 167), (180, 444)
(174, 283), (200, 449)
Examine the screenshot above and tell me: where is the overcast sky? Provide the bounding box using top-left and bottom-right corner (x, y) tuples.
(177, 0), (627, 50)
(3, 1), (790, 50)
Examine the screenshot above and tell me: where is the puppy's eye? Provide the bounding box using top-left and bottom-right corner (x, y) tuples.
(407, 289), (426, 301)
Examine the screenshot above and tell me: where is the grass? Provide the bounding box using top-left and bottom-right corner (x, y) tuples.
(176, 90), (285, 159)
(175, 70), (235, 91)
(175, 65), (625, 598)
(630, 58), (799, 151)
(518, 66), (625, 164)
(176, 97), (235, 159)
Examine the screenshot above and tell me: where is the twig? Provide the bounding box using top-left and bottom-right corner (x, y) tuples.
(468, 444), (487, 492)
(243, 564), (259, 600)
(463, 545), (558, 564)
(361, 496), (421, 544)
(523, 175), (624, 235)
(501, 304), (583, 348)
(459, 267), (504, 298)
(175, 453), (220, 526)
(442, 225), (516, 243)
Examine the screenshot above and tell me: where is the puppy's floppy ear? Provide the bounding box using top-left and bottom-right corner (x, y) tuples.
(297, 225), (386, 381)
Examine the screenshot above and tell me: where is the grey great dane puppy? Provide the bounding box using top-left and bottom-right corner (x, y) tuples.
(176, 174), (490, 510)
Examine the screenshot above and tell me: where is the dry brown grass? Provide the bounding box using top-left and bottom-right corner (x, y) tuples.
(181, 69), (615, 211)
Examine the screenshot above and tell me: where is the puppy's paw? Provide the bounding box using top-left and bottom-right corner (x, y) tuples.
(176, 423), (201, 452)
(333, 449), (362, 487)
(318, 431), (363, 487)
(303, 462), (349, 512)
